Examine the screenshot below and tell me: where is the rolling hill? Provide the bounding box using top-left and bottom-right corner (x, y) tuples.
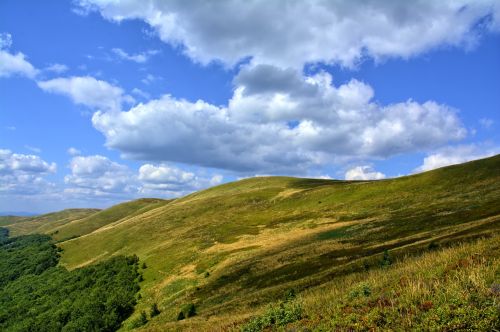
(2, 208), (100, 236)
(5, 155), (500, 331)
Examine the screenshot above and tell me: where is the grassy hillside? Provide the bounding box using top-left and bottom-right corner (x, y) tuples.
(50, 198), (168, 242)
(0, 216), (28, 227)
(4, 209), (99, 237)
(3, 199), (168, 242)
(54, 155), (500, 330)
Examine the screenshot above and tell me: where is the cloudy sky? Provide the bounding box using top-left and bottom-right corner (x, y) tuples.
(1, 0), (499, 213)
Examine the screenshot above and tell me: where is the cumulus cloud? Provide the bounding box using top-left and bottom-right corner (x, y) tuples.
(138, 163), (223, 194)
(64, 155), (136, 196)
(0, 33), (38, 78)
(415, 144), (500, 172)
(67, 147), (81, 156)
(141, 74), (160, 85)
(64, 155), (224, 198)
(131, 87), (150, 99)
(37, 76), (134, 112)
(111, 48), (159, 63)
(44, 63), (69, 74)
(92, 66), (466, 173)
(479, 118), (494, 129)
(76, 0), (500, 68)
(345, 165), (386, 181)
(0, 149), (56, 195)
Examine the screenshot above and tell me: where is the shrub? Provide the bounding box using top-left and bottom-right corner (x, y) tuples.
(241, 300), (303, 332)
(177, 303), (196, 320)
(186, 303), (197, 317)
(349, 283), (371, 299)
(284, 288), (296, 301)
(428, 242), (440, 250)
(150, 303), (160, 318)
(380, 249), (392, 268)
(130, 311), (148, 328)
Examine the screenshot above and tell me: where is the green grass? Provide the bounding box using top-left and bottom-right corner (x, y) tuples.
(47, 155), (499, 330)
(4, 209), (99, 236)
(50, 198), (168, 241)
(237, 233), (499, 332)
(5, 156), (496, 330)
(296, 233), (500, 331)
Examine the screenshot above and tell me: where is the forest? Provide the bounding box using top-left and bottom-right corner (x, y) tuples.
(0, 228), (141, 331)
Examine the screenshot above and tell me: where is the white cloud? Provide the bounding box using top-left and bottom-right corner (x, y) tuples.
(45, 63), (69, 74)
(0, 149), (56, 195)
(345, 166), (386, 181)
(64, 155), (136, 196)
(415, 144), (500, 172)
(77, 1), (500, 68)
(92, 66), (466, 173)
(111, 48), (159, 63)
(37, 76), (134, 112)
(64, 155), (223, 198)
(479, 118), (494, 129)
(141, 73), (160, 85)
(24, 145), (42, 153)
(0, 33), (12, 49)
(138, 163), (223, 194)
(131, 87), (150, 99)
(0, 33), (38, 78)
(67, 147), (82, 156)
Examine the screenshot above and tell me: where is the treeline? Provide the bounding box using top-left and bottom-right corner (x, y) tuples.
(0, 227), (141, 331)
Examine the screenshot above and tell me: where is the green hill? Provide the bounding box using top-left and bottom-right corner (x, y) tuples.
(50, 198), (168, 242)
(51, 155), (499, 330)
(3, 209), (100, 237)
(3, 199), (168, 242)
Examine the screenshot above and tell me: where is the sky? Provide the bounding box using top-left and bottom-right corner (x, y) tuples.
(1, 0), (499, 213)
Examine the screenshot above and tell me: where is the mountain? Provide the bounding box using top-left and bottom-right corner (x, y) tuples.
(3, 155), (499, 331)
(1, 209), (100, 235)
(0, 211), (37, 217)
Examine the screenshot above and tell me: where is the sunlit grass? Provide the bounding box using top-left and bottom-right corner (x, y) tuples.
(5, 155), (499, 330)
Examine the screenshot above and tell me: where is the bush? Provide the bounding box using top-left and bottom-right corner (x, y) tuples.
(185, 303), (196, 317)
(284, 288), (296, 301)
(130, 311), (148, 328)
(241, 300), (302, 332)
(349, 283), (372, 299)
(428, 242), (440, 250)
(150, 303), (160, 317)
(176, 303), (196, 321)
(380, 249), (392, 268)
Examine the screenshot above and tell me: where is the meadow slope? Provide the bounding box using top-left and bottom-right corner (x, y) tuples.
(51, 155), (500, 330)
(3, 208), (99, 237)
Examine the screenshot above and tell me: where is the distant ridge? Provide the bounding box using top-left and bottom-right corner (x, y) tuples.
(0, 211), (37, 217)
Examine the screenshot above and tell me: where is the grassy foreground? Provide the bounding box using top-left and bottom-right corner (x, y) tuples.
(2, 155), (499, 330)
(264, 234), (499, 331)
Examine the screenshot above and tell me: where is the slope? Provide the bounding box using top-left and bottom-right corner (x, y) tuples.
(56, 155), (500, 330)
(50, 198), (168, 242)
(4, 209), (100, 237)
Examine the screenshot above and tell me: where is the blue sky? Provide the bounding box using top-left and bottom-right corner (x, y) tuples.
(1, 1), (499, 213)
